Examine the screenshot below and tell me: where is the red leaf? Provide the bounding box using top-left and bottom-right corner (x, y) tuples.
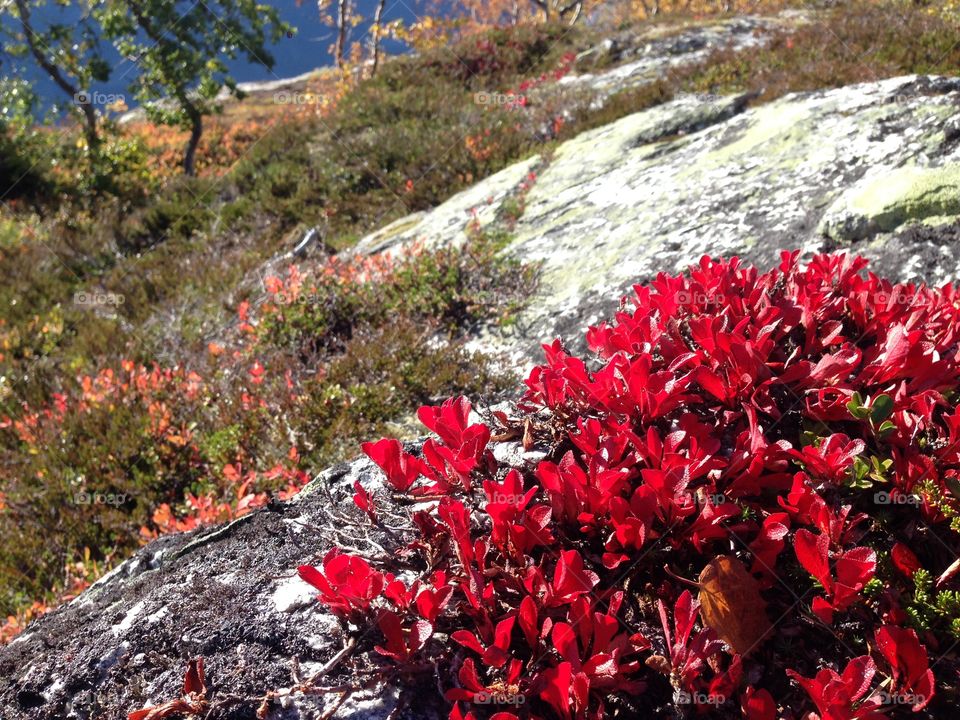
(352, 480), (376, 519)
(182, 658), (205, 697)
(539, 661), (573, 720)
(361, 438), (424, 492)
(891, 543), (921, 578)
(741, 687), (777, 720)
(874, 625), (935, 711)
(128, 659), (207, 720)
(298, 550), (384, 617)
(547, 550), (599, 606)
(788, 655), (882, 720)
(795, 529), (831, 591)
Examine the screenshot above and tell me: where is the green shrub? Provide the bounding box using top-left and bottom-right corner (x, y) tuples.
(118, 177), (216, 253)
(671, 1), (960, 102)
(299, 316), (514, 466)
(0, 229), (531, 616)
(0, 130), (52, 205)
(421, 22), (584, 89)
(257, 228), (535, 356)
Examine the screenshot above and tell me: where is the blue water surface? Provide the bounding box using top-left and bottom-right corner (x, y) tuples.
(1, 0), (429, 111)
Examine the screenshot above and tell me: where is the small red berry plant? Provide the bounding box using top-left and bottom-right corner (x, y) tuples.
(298, 252), (960, 719)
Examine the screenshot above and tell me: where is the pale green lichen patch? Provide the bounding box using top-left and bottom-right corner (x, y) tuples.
(921, 214), (959, 228)
(820, 163), (960, 241)
(358, 212), (428, 254)
(705, 100), (813, 167)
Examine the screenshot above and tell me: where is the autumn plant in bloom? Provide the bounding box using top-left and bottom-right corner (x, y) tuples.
(293, 251), (960, 719)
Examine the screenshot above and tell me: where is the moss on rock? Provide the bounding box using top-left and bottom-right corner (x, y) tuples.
(819, 163), (960, 241)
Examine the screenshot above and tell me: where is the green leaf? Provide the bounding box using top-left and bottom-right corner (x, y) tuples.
(877, 420), (896, 438)
(846, 391), (871, 420)
(852, 456), (870, 481)
(870, 394), (894, 423)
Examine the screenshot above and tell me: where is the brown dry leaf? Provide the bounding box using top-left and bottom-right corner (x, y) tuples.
(645, 654), (671, 675)
(698, 555), (772, 656)
(522, 418), (535, 451)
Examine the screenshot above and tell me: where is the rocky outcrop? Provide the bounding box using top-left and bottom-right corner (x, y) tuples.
(357, 74), (960, 361)
(0, 437), (545, 720)
(0, 452), (416, 720)
(557, 14), (786, 100)
(6, 18), (960, 720)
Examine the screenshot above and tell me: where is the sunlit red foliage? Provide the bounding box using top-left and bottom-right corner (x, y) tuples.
(300, 252), (958, 718)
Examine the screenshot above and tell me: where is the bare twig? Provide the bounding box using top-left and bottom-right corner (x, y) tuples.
(308, 636), (357, 683)
(319, 691), (350, 720)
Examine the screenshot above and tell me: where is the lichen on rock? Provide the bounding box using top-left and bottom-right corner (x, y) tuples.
(819, 162), (960, 241)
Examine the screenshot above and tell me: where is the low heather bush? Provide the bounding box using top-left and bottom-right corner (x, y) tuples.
(0, 233), (527, 621)
(672, 1), (960, 104)
(297, 252), (960, 719)
(574, 1), (960, 138)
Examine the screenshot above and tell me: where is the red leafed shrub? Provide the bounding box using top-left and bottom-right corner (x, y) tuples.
(299, 252), (960, 719)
